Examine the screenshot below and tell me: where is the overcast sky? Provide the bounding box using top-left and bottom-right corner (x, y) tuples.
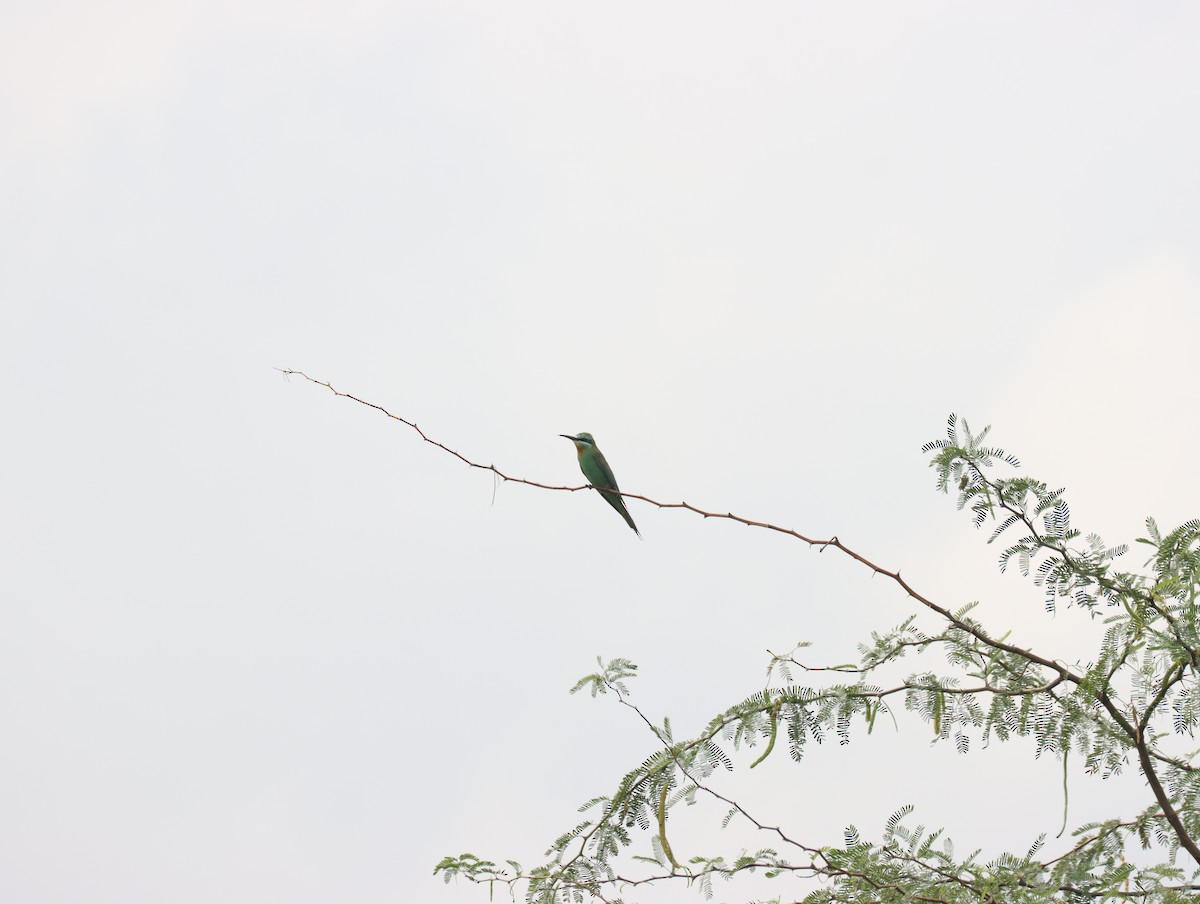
(4, 3), (1200, 902)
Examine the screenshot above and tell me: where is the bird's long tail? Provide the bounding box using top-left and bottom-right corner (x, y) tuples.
(600, 489), (641, 537)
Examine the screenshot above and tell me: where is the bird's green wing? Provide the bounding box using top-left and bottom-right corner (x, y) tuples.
(586, 449), (621, 492)
(586, 449), (639, 535)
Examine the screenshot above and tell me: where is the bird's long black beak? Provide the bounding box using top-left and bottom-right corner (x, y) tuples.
(560, 434), (577, 441)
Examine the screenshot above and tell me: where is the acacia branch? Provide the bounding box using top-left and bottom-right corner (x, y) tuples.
(969, 461), (1197, 674)
(607, 682), (977, 903)
(281, 368), (1077, 685)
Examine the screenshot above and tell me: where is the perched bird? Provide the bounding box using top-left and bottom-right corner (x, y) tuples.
(561, 432), (640, 536)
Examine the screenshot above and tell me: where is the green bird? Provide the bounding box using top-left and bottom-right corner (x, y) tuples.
(561, 432), (640, 536)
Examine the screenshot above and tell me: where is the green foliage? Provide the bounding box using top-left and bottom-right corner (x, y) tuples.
(437, 416), (1200, 902)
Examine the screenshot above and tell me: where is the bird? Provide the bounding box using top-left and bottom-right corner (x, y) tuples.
(560, 432), (640, 536)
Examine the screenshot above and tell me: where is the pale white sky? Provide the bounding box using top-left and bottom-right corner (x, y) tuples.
(3, 3), (1200, 902)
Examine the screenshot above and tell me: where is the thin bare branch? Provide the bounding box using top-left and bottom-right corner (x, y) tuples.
(280, 368), (1079, 686)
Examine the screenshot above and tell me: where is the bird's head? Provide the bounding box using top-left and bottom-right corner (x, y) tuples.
(560, 432), (595, 460)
